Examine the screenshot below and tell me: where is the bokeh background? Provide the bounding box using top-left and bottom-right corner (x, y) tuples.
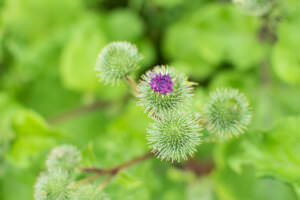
(1, 0), (300, 199)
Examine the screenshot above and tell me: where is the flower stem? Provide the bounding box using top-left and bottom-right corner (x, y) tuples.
(125, 76), (138, 93)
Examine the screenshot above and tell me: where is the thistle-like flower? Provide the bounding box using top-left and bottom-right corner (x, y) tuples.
(137, 66), (193, 116)
(147, 111), (202, 162)
(95, 41), (143, 85)
(204, 88), (251, 138)
(149, 73), (174, 94)
(34, 170), (73, 200)
(233, 0), (273, 16)
(46, 145), (82, 173)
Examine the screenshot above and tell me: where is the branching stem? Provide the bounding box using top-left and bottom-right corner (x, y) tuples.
(82, 152), (153, 174)
(47, 100), (110, 125)
(97, 173), (115, 191)
(74, 152), (153, 188)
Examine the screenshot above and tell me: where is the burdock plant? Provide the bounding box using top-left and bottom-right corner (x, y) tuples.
(34, 41), (252, 200)
(95, 41), (251, 160)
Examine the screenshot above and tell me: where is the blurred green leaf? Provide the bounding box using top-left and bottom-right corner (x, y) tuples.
(215, 164), (298, 200)
(0, 93), (20, 173)
(272, 7), (300, 85)
(106, 9), (145, 42)
(215, 117), (300, 198)
(81, 143), (96, 166)
(163, 3), (264, 81)
(116, 171), (142, 189)
(167, 168), (195, 183)
(60, 14), (107, 92)
(186, 176), (215, 200)
(7, 110), (62, 167)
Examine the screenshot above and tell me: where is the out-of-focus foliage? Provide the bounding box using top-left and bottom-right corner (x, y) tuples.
(215, 117), (300, 198)
(272, 2), (300, 85)
(1, 0), (300, 199)
(164, 4), (265, 80)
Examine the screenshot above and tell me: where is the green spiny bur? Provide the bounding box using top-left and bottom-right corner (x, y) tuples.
(95, 41), (143, 85)
(34, 170), (73, 200)
(46, 144), (82, 173)
(147, 111), (202, 162)
(204, 88), (252, 138)
(70, 184), (110, 200)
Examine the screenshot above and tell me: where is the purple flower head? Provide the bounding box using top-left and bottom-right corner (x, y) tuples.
(149, 73), (174, 94)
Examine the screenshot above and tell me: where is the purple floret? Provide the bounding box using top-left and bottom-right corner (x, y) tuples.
(149, 73), (174, 94)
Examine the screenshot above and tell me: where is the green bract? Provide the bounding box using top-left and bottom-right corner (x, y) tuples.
(95, 41), (143, 85)
(204, 88), (251, 138)
(46, 145), (82, 173)
(34, 170), (73, 200)
(147, 111), (202, 162)
(137, 66), (193, 116)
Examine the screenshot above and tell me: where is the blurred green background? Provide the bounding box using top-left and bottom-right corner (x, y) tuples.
(1, 0), (300, 199)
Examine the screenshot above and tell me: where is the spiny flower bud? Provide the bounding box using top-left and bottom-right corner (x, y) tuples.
(137, 66), (193, 116)
(147, 111), (202, 162)
(46, 145), (82, 173)
(34, 170), (73, 200)
(95, 41), (143, 85)
(204, 88), (251, 138)
(233, 0), (273, 16)
(70, 184), (109, 200)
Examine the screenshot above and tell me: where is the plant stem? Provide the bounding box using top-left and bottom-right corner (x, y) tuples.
(82, 152), (153, 174)
(97, 173), (115, 191)
(125, 76), (138, 93)
(47, 94), (131, 125)
(47, 100), (110, 125)
(74, 152), (153, 188)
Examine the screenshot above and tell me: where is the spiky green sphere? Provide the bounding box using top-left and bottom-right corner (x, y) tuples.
(70, 184), (109, 200)
(137, 66), (193, 116)
(147, 111), (202, 162)
(46, 145), (82, 173)
(95, 41), (143, 85)
(204, 88), (251, 138)
(34, 170), (73, 200)
(234, 0), (273, 16)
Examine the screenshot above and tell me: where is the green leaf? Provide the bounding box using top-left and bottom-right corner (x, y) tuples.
(163, 3), (264, 80)
(7, 110), (62, 167)
(106, 9), (145, 42)
(3, 0), (82, 41)
(80, 142), (96, 167)
(60, 14), (107, 92)
(215, 117), (300, 198)
(215, 165), (257, 200)
(116, 171), (142, 189)
(186, 176), (215, 200)
(215, 165), (298, 200)
(272, 10), (300, 85)
(167, 168), (196, 183)
(0, 93), (20, 173)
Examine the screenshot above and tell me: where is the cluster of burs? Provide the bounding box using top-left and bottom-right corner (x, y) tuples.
(35, 145), (109, 200)
(95, 41), (252, 162)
